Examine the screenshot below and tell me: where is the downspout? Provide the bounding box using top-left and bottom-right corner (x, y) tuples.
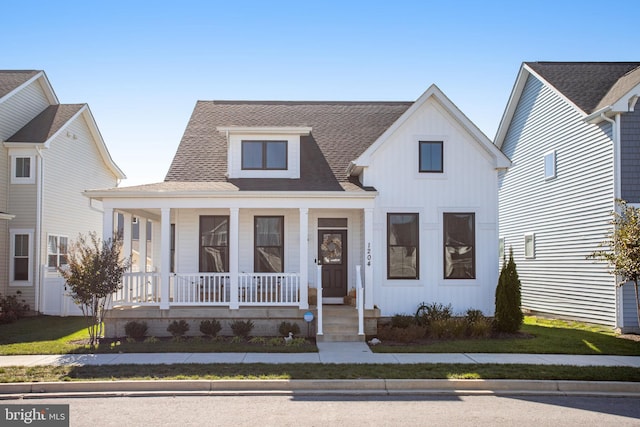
(34, 146), (44, 313)
(600, 112), (623, 330)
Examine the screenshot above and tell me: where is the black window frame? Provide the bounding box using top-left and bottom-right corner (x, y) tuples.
(241, 140), (288, 170)
(443, 212), (476, 279)
(254, 216), (284, 273)
(199, 216), (230, 273)
(419, 141), (443, 173)
(387, 213), (419, 280)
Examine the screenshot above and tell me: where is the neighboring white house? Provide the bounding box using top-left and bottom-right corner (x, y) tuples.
(0, 70), (126, 316)
(495, 62), (640, 332)
(86, 85), (510, 340)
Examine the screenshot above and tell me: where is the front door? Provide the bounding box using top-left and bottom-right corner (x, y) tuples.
(318, 230), (348, 298)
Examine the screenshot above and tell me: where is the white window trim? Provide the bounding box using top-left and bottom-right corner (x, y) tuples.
(10, 229), (34, 286)
(544, 150), (556, 180)
(47, 234), (69, 270)
(524, 232), (535, 259)
(10, 154), (36, 184)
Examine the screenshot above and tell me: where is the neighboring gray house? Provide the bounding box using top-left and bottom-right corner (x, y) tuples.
(495, 62), (640, 331)
(0, 70), (125, 315)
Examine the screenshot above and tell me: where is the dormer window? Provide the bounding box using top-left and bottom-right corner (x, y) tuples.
(242, 140), (287, 170)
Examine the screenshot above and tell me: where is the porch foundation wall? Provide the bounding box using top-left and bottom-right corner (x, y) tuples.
(105, 305), (379, 338)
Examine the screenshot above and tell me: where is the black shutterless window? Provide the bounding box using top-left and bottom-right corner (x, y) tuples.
(242, 140), (287, 170)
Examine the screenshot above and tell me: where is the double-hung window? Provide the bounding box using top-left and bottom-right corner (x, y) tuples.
(199, 216), (229, 272)
(443, 213), (475, 279)
(47, 235), (68, 268)
(387, 213), (419, 279)
(11, 156), (35, 184)
(10, 230), (33, 284)
(255, 216), (284, 272)
(419, 141), (443, 173)
(242, 140), (287, 170)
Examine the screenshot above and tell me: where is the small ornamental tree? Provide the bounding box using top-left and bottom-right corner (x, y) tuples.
(589, 200), (640, 327)
(494, 247), (523, 333)
(58, 232), (130, 348)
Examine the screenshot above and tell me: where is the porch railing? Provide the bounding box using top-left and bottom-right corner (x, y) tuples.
(114, 272), (300, 307)
(114, 272), (161, 305)
(239, 273), (300, 305)
(172, 273), (229, 305)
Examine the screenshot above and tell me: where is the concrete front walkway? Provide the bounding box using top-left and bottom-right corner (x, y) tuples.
(0, 342), (639, 367)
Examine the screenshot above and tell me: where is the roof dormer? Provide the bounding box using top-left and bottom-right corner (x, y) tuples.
(217, 126), (312, 179)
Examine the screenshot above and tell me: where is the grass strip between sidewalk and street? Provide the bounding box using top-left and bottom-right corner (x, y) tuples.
(1, 363), (640, 383)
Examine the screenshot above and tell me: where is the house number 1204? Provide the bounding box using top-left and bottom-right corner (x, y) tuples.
(367, 243), (372, 266)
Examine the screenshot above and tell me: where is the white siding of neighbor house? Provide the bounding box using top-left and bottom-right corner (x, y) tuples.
(0, 79), (50, 299)
(499, 75), (617, 326)
(362, 96), (501, 317)
(39, 114), (119, 314)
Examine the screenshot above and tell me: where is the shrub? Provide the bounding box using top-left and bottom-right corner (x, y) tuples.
(0, 291), (30, 324)
(230, 319), (254, 338)
(390, 314), (415, 329)
(249, 336), (267, 345)
(415, 302), (452, 326)
(377, 324), (426, 343)
(230, 335), (243, 344)
(167, 320), (190, 338)
(199, 319), (222, 337)
(124, 321), (148, 341)
(464, 309), (492, 338)
(494, 248), (523, 333)
(288, 337), (308, 347)
(278, 321), (301, 336)
(464, 309), (485, 324)
(143, 336), (159, 344)
(266, 337), (283, 347)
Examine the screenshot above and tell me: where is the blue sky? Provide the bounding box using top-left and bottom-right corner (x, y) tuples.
(3, 0), (639, 185)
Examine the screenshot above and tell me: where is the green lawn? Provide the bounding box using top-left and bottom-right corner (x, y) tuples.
(371, 317), (640, 355)
(1, 363), (640, 383)
(0, 315), (638, 356)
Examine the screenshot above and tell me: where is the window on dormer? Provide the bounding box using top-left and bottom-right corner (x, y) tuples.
(242, 140), (287, 170)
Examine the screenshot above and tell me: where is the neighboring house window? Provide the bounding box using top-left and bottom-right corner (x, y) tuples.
(498, 237), (505, 260)
(11, 155), (35, 184)
(242, 140), (287, 170)
(387, 213), (419, 279)
(255, 216), (284, 272)
(10, 230), (33, 284)
(544, 150), (556, 180)
(47, 235), (68, 268)
(200, 216), (229, 272)
(419, 141), (443, 173)
(443, 213), (475, 279)
(524, 233), (535, 259)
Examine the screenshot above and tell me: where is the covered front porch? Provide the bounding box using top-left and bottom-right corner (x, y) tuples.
(92, 188), (380, 340)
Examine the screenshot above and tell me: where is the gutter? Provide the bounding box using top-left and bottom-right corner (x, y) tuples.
(34, 146), (45, 313)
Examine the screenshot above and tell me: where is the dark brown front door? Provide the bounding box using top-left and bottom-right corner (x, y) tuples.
(318, 230), (348, 298)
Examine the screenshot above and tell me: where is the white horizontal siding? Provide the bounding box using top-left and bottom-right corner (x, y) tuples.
(365, 97), (501, 317)
(42, 115), (119, 260)
(499, 75), (617, 326)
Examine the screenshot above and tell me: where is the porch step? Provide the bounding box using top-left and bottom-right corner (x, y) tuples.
(317, 305), (364, 342)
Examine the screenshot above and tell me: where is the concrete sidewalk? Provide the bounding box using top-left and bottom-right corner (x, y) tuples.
(1, 342), (639, 367)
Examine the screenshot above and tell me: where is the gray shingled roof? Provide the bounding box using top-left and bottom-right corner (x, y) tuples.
(0, 70), (40, 99)
(7, 104), (84, 143)
(165, 101), (412, 191)
(526, 62), (640, 114)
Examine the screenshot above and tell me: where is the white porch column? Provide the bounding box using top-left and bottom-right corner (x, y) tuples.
(138, 217), (148, 273)
(299, 207), (309, 309)
(102, 207), (114, 242)
(122, 212), (133, 270)
(364, 208), (374, 310)
(160, 208), (171, 310)
(229, 208), (239, 309)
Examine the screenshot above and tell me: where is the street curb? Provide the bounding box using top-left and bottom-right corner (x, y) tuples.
(1, 379), (640, 398)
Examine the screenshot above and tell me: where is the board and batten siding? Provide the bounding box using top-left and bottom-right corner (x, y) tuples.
(363, 97), (501, 317)
(499, 75), (617, 326)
